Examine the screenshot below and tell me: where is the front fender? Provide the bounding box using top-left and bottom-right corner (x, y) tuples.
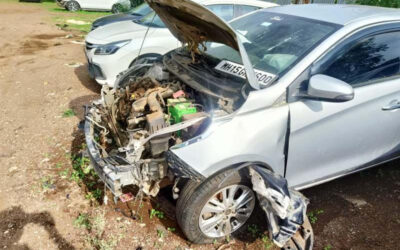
(170, 104), (289, 178)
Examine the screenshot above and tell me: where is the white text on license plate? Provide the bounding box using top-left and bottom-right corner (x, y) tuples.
(215, 60), (277, 87)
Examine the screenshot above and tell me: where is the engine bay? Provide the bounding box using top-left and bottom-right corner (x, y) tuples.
(86, 63), (235, 196)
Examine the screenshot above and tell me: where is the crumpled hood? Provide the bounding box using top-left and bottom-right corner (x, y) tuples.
(145, 0), (260, 90)
(86, 20), (149, 44)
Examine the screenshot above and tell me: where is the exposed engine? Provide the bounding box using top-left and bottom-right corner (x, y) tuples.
(87, 63), (230, 196)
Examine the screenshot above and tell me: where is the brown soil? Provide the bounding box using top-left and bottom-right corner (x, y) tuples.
(0, 2), (399, 250)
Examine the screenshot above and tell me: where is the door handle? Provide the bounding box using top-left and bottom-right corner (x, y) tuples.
(382, 100), (400, 111)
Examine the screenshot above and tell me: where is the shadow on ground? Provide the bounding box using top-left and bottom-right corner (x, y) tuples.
(0, 206), (74, 249)
(74, 64), (101, 93)
(303, 161), (400, 249)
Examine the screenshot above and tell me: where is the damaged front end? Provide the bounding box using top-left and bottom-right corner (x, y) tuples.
(84, 0), (313, 248)
(86, 68), (211, 197)
(250, 167), (314, 249)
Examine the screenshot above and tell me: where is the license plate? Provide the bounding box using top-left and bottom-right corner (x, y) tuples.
(215, 60), (277, 87)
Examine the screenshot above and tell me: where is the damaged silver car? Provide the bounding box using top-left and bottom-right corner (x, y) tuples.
(84, 0), (400, 248)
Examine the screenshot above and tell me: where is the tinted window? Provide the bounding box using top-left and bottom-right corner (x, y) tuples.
(234, 5), (260, 18)
(322, 32), (400, 86)
(207, 4), (234, 21)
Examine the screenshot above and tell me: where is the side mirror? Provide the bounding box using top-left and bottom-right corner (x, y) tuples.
(307, 74), (354, 102)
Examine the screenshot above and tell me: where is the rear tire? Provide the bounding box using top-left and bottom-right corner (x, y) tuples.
(176, 168), (256, 243)
(111, 4), (124, 14)
(66, 0), (80, 12)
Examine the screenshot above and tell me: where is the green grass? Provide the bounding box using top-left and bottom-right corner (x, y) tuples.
(62, 109), (76, 117)
(47, 1), (109, 33)
(4, 0), (110, 33)
(74, 213), (91, 229)
(307, 209), (324, 224)
(149, 208), (165, 219)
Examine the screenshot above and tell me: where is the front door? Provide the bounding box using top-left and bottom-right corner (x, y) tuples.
(286, 29), (400, 188)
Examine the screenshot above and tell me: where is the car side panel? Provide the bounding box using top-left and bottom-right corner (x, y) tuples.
(286, 77), (400, 188)
(171, 104), (289, 178)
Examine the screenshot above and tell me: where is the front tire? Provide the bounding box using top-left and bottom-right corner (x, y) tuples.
(176, 169), (256, 243)
(66, 0), (80, 12)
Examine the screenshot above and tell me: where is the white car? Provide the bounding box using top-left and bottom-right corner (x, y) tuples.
(56, 0), (131, 13)
(85, 0), (278, 87)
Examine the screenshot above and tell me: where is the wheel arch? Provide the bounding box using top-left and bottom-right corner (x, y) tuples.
(200, 161), (275, 187)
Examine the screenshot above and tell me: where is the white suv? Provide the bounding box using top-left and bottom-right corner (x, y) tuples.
(84, 0), (278, 87)
(56, 0), (131, 13)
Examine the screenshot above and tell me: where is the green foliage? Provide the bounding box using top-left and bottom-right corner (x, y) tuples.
(86, 188), (103, 200)
(356, 0), (400, 8)
(156, 229), (165, 239)
(324, 244), (333, 250)
(74, 213), (91, 229)
(59, 169), (69, 178)
(70, 155), (92, 183)
(261, 235), (273, 249)
(150, 209), (165, 219)
(62, 109), (76, 118)
(308, 209), (324, 224)
(167, 227), (176, 232)
(247, 224), (260, 238)
(40, 176), (55, 190)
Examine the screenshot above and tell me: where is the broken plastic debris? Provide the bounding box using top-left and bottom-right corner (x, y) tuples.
(249, 166), (313, 249)
(120, 193), (134, 203)
(70, 40), (85, 45)
(173, 90), (185, 99)
(64, 62), (83, 68)
(66, 19), (90, 25)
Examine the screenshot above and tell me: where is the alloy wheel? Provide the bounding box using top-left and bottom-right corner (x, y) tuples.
(199, 184), (255, 238)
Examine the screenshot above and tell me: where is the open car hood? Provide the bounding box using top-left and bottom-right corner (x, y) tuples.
(145, 0), (261, 90)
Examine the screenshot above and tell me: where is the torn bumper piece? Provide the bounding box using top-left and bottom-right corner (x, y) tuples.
(84, 107), (138, 197)
(249, 167), (314, 249)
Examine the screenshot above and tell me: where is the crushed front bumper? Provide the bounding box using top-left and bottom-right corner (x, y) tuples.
(84, 106), (202, 197)
(84, 106), (139, 197)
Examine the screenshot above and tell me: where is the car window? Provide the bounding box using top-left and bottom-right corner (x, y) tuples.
(234, 5), (260, 18)
(138, 12), (166, 28)
(129, 3), (152, 16)
(321, 32), (400, 87)
(204, 12), (340, 77)
(206, 4), (234, 21)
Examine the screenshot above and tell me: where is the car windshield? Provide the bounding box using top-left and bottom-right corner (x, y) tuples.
(135, 11), (166, 28)
(128, 3), (152, 16)
(204, 11), (340, 78)
(134, 4), (240, 29)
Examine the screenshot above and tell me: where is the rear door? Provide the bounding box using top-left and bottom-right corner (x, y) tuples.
(286, 25), (400, 188)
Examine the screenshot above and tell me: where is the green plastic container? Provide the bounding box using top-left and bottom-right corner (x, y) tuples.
(168, 98), (197, 124)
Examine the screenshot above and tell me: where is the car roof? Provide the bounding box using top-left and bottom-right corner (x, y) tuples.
(264, 4), (400, 26)
(197, 0), (278, 8)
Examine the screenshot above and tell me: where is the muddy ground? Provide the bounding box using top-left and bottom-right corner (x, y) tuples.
(0, 2), (399, 250)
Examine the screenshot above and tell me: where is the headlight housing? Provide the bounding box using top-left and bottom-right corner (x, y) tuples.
(94, 40), (131, 55)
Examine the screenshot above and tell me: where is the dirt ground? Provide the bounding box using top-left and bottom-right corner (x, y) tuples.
(0, 2), (399, 250)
